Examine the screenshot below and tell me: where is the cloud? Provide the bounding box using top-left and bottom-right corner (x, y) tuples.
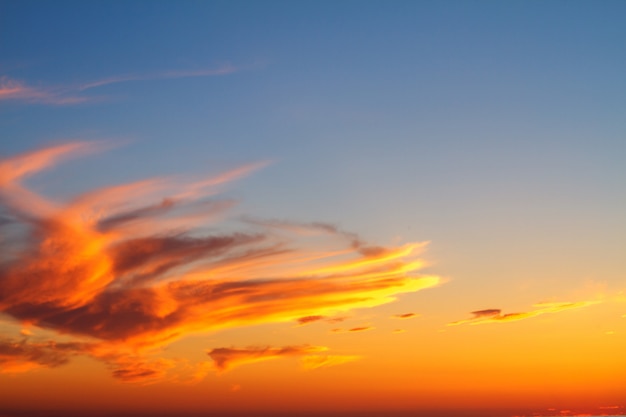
(348, 326), (373, 332)
(0, 338), (84, 373)
(300, 354), (360, 370)
(77, 65), (237, 91)
(0, 142), (440, 382)
(392, 312), (418, 319)
(0, 76), (87, 105)
(325, 316), (349, 323)
(207, 345), (326, 372)
(448, 301), (599, 326)
(0, 65), (237, 105)
(108, 358), (175, 384)
(331, 326), (374, 333)
(296, 315), (326, 325)
(0, 336), (171, 384)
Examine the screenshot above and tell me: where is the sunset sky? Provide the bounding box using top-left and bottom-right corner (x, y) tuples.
(1, 1), (625, 416)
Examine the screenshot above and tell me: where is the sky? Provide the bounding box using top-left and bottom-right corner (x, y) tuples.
(1, 1), (625, 416)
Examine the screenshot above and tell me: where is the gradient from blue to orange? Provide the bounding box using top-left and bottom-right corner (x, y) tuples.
(1, 1), (625, 416)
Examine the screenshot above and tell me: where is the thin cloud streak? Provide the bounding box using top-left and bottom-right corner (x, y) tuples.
(300, 354), (360, 370)
(448, 301), (600, 326)
(296, 315), (327, 325)
(0, 142), (440, 382)
(207, 345), (326, 372)
(0, 65), (237, 105)
(77, 65), (237, 91)
(392, 313), (418, 319)
(331, 326), (374, 333)
(0, 76), (87, 105)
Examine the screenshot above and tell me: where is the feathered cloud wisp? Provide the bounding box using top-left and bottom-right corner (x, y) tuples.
(0, 66), (237, 105)
(0, 142), (440, 382)
(448, 301), (599, 326)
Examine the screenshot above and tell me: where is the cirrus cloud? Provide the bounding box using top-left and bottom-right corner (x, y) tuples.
(448, 301), (600, 326)
(0, 65), (237, 106)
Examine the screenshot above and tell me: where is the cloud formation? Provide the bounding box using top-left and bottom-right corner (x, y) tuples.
(295, 315), (349, 326)
(300, 354), (360, 370)
(0, 76), (87, 105)
(331, 326), (374, 333)
(0, 66), (236, 105)
(0, 338), (80, 373)
(448, 301), (599, 326)
(0, 142), (440, 382)
(296, 315), (326, 325)
(392, 312), (418, 319)
(77, 65), (237, 91)
(208, 345), (326, 372)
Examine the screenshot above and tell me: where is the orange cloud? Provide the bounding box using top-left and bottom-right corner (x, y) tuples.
(0, 338), (85, 374)
(108, 357), (175, 384)
(295, 315), (348, 326)
(325, 316), (349, 323)
(331, 326), (374, 334)
(0, 142), (440, 382)
(207, 345), (326, 372)
(300, 354), (360, 370)
(0, 337), (172, 384)
(348, 326), (373, 332)
(392, 312), (418, 319)
(448, 301), (599, 326)
(296, 315), (327, 325)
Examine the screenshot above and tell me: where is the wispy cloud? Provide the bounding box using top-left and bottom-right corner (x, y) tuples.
(331, 326), (374, 333)
(392, 312), (418, 319)
(448, 301), (599, 326)
(296, 315), (327, 325)
(77, 65), (237, 91)
(295, 315), (349, 326)
(208, 345), (326, 372)
(0, 76), (87, 105)
(0, 142), (440, 382)
(0, 65), (237, 105)
(108, 357), (175, 384)
(0, 338), (81, 373)
(300, 354), (360, 370)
